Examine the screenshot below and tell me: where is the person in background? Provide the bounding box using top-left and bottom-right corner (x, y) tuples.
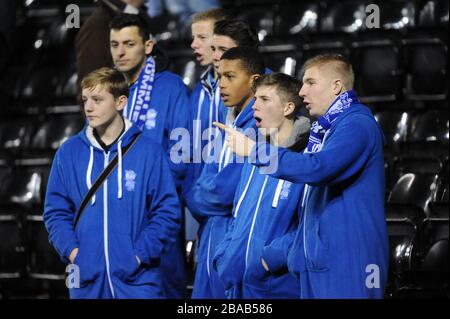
(110, 13), (191, 298)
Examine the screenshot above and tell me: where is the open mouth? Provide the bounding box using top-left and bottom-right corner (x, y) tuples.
(254, 115), (262, 127)
(194, 52), (203, 61)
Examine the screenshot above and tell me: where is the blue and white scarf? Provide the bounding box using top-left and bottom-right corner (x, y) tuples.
(306, 90), (358, 154)
(125, 56), (156, 130)
(300, 90), (358, 209)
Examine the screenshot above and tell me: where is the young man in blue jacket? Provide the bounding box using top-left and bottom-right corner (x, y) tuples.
(214, 73), (310, 299)
(188, 17), (260, 192)
(186, 47), (265, 298)
(215, 54), (389, 299)
(110, 13), (190, 298)
(44, 67), (181, 299)
(187, 15), (263, 264)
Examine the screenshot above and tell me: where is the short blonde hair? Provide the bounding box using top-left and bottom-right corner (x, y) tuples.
(191, 8), (229, 24)
(81, 67), (129, 99)
(302, 54), (355, 90)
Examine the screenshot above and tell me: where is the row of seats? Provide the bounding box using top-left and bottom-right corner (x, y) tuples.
(385, 170), (448, 297)
(0, 111), (84, 158)
(231, 0), (449, 39)
(15, 0), (448, 44)
(167, 29), (448, 102)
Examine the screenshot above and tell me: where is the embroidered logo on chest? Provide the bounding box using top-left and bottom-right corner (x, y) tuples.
(279, 181), (292, 200)
(145, 108), (157, 130)
(125, 170), (137, 191)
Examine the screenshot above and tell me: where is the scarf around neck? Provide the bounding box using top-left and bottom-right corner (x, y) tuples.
(125, 56), (156, 130)
(306, 90), (359, 153)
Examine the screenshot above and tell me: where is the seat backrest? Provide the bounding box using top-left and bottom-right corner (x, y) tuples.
(320, 0), (366, 33)
(374, 111), (411, 149)
(5, 164), (51, 209)
(274, 2), (319, 35)
(403, 40), (448, 96)
(409, 110), (449, 143)
(388, 173), (439, 214)
(421, 239), (449, 271)
(30, 113), (84, 151)
(378, 0), (415, 30)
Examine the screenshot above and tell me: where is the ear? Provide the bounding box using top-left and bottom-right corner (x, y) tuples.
(332, 79), (344, 96)
(249, 74), (261, 86)
(116, 95), (128, 112)
(144, 38), (154, 55)
(283, 101), (296, 118)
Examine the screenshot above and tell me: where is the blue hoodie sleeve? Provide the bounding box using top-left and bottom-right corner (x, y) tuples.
(43, 149), (79, 264)
(166, 78), (192, 195)
(250, 114), (378, 186)
(134, 144), (182, 265)
(186, 154), (245, 219)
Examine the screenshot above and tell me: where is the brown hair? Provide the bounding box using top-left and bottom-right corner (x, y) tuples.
(301, 54), (354, 90)
(252, 73), (302, 118)
(81, 67), (129, 99)
(191, 8), (229, 24)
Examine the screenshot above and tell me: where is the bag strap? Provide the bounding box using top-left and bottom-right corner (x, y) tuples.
(73, 133), (141, 228)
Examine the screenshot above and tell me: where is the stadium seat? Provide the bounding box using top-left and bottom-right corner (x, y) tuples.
(273, 1), (319, 36)
(0, 217), (25, 279)
(28, 113), (84, 154)
(402, 38), (448, 101)
(400, 110), (449, 160)
(236, 5), (277, 41)
(260, 42), (298, 76)
(26, 217), (66, 280)
(3, 162), (51, 213)
(377, 0), (415, 30)
(319, 0), (366, 33)
(374, 111), (411, 150)
(351, 40), (401, 103)
(0, 117), (36, 155)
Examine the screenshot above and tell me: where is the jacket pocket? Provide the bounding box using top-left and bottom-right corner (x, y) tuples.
(243, 237), (271, 291)
(305, 220), (330, 272)
(110, 234), (141, 282)
(72, 233), (103, 287)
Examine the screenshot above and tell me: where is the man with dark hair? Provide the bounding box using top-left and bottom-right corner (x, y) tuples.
(186, 46), (264, 298)
(215, 54), (389, 299)
(75, 0), (162, 103)
(110, 13), (191, 299)
(211, 19), (259, 74)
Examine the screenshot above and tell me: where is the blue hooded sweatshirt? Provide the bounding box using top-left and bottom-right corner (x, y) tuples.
(127, 70), (190, 298)
(185, 99), (257, 298)
(213, 116), (310, 299)
(250, 101), (389, 298)
(43, 119), (181, 299)
(188, 66), (226, 188)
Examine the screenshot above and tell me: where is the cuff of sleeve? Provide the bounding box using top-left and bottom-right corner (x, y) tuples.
(134, 240), (162, 267)
(261, 245), (288, 274)
(59, 236), (79, 264)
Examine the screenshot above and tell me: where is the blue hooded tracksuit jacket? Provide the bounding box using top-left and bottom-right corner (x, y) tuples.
(251, 102), (389, 298)
(185, 100), (257, 298)
(187, 66), (226, 190)
(128, 69), (190, 298)
(213, 116), (311, 299)
(43, 119), (181, 299)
